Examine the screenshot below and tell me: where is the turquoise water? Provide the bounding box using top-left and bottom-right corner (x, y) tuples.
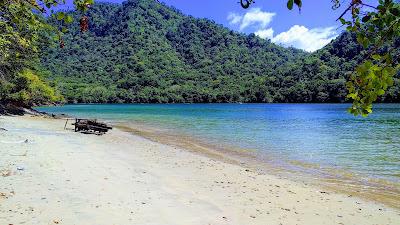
(36, 104), (400, 185)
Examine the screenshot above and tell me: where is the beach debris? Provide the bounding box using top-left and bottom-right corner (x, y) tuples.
(1, 169), (12, 177)
(64, 119), (69, 130)
(0, 139), (29, 144)
(72, 119), (112, 135)
(0, 192), (7, 198)
(16, 166), (25, 171)
(0, 191), (15, 199)
(10, 150), (28, 157)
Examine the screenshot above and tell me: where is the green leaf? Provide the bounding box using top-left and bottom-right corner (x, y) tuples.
(65, 15), (73, 24)
(371, 54), (381, 60)
(356, 34), (369, 48)
(377, 89), (385, 95)
(389, 7), (400, 16)
(287, 0), (294, 10)
(347, 93), (358, 99)
(362, 15), (371, 22)
(387, 77), (394, 86)
(57, 12), (65, 20)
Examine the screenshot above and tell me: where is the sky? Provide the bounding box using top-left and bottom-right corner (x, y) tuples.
(58, 0), (378, 52)
(159, 0), (346, 52)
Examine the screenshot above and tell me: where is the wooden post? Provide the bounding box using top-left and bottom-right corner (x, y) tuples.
(75, 118), (78, 132)
(64, 119), (68, 130)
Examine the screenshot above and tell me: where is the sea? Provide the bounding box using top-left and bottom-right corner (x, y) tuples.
(36, 103), (400, 207)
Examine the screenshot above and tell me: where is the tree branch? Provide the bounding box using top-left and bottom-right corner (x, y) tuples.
(336, 3), (355, 21)
(21, 0), (46, 13)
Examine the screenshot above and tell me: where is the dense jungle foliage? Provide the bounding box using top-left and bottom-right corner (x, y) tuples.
(1, 0), (399, 108)
(39, 0), (399, 104)
(0, 0), (63, 107)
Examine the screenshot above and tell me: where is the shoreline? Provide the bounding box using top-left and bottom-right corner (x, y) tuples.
(1, 115), (399, 225)
(116, 121), (400, 210)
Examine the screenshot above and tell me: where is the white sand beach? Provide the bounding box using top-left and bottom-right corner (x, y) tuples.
(0, 115), (399, 225)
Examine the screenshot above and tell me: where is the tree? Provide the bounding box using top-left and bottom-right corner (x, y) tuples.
(243, 0), (399, 116)
(0, 0), (96, 107)
(1, 0), (398, 116)
(0, 0), (70, 106)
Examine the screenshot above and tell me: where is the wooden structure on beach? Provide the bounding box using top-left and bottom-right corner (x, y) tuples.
(73, 119), (112, 135)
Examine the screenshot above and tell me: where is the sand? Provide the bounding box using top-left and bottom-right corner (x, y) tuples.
(0, 115), (399, 225)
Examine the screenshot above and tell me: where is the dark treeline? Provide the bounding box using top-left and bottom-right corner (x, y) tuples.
(40, 0), (400, 104)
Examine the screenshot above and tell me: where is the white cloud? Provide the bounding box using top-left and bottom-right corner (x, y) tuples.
(227, 12), (242, 25)
(254, 28), (274, 40)
(271, 25), (338, 52)
(227, 8), (276, 31)
(228, 10), (338, 52)
(240, 8), (275, 30)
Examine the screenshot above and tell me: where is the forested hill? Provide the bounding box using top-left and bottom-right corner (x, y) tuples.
(40, 0), (400, 103)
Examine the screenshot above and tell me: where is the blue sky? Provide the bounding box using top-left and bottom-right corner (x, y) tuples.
(157, 0), (378, 52)
(158, 0), (344, 51)
(59, 0), (378, 52)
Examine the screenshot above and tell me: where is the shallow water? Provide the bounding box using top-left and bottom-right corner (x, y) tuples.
(36, 103), (400, 202)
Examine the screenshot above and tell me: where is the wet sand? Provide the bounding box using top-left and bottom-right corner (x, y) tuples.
(117, 122), (400, 210)
(0, 115), (399, 225)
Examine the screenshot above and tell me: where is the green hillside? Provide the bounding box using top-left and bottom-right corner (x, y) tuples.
(40, 0), (399, 103)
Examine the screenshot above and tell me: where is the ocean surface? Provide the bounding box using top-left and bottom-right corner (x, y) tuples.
(36, 104), (400, 199)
